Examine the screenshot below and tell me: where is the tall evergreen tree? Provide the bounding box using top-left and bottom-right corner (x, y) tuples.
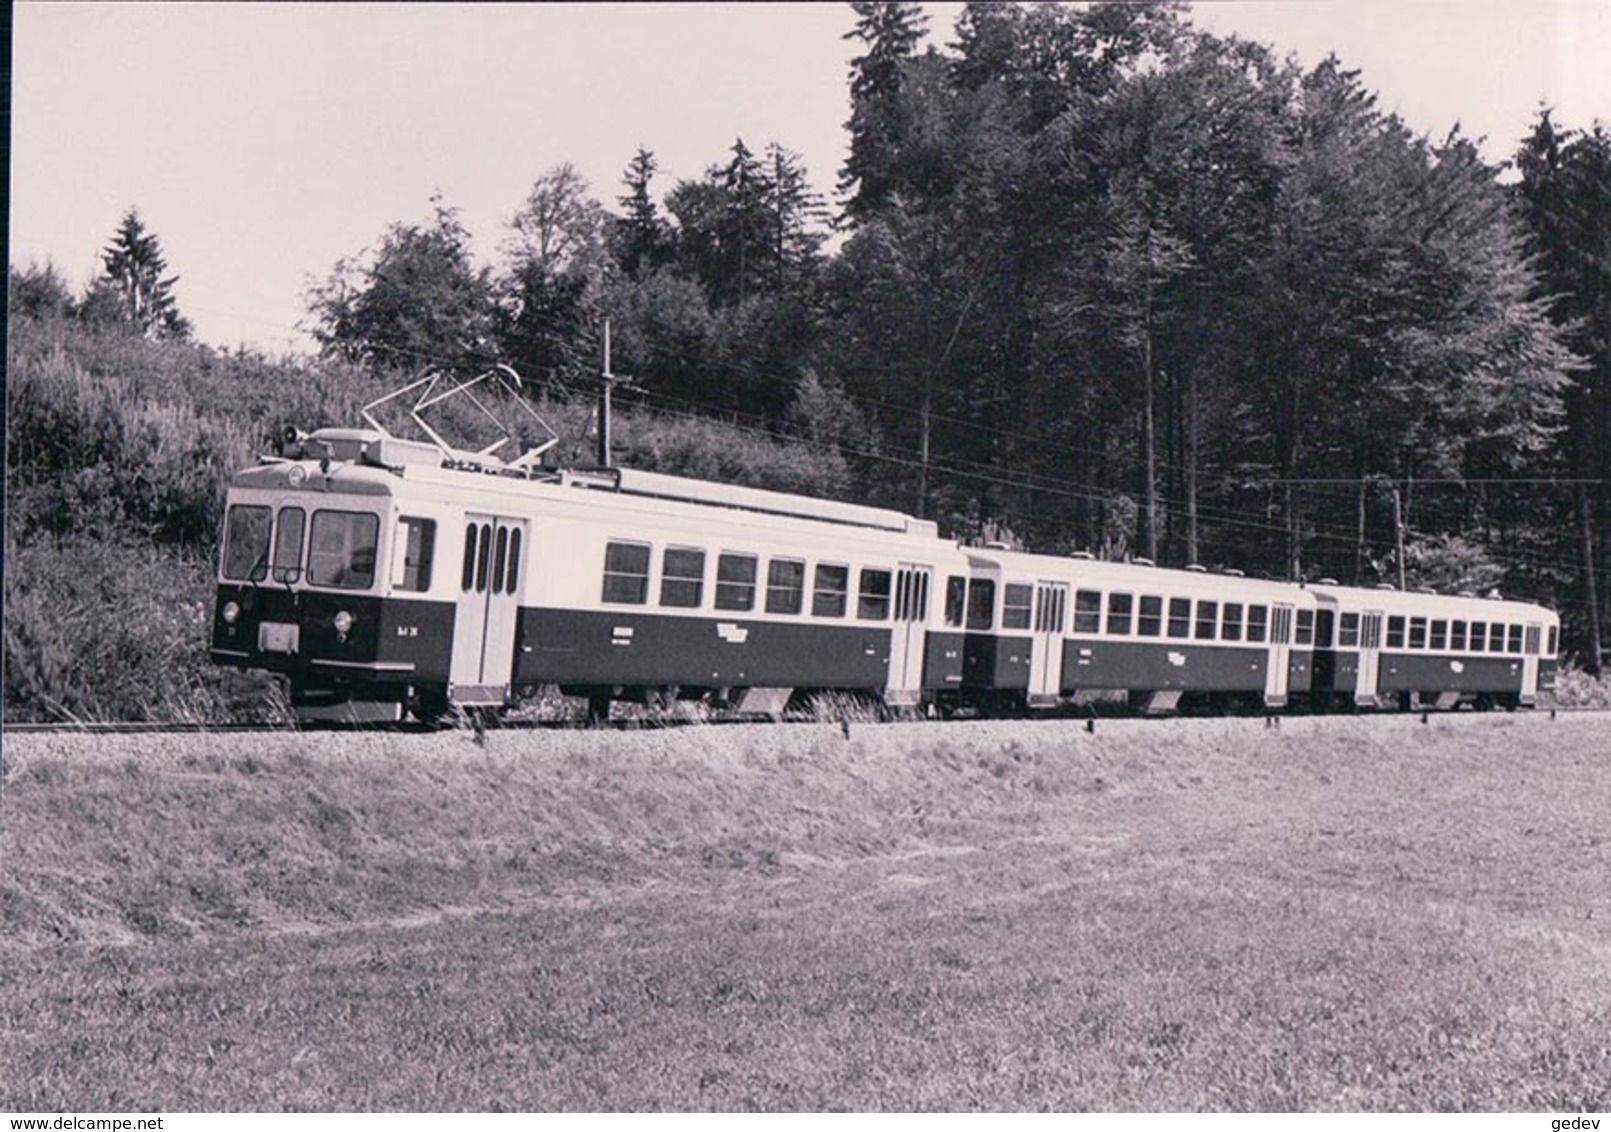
(839, 1), (929, 223)
(614, 146), (670, 279)
(88, 209), (191, 340)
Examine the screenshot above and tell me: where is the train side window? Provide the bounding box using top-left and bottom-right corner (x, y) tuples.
(1105, 592), (1133, 636)
(1429, 620), (1447, 650)
(1246, 605), (1268, 643)
(1548, 625), (1559, 656)
(222, 504), (272, 581)
(1074, 590), (1102, 634)
(1469, 621), (1486, 652)
(1002, 584), (1033, 630)
(273, 506), (306, 583)
(660, 547), (706, 608)
(602, 541), (651, 605)
(1450, 620), (1466, 651)
(1168, 598), (1192, 639)
(1222, 603), (1244, 642)
(1338, 612), (1360, 648)
(967, 579), (997, 630)
(1314, 609), (1334, 648)
(858, 569), (892, 620)
(766, 558), (806, 615)
(392, 517), (435, 592)
(461, 524), (478, 591)
(1195, 600), (1219, 641)
(1386, 616), (1406, 649)
(1489, 623), (1506, 653)
(475, 523), (492, 593)
(944, 576), (967, 628)
(1408, 617), (1427, 649)
(716, 553), (759, 612)
(1138, 595), (1163, 637)
(813, 564), (850, 618)
(308, 510), (379, 590)
(492, 527), (509, 594)
(505, 529), (522, 595)
(1507, 624), (1523, 654)
(1295, 609), (1315, 647)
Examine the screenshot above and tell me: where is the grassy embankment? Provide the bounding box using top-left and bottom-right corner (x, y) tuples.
(3, 714), (1607, 1110)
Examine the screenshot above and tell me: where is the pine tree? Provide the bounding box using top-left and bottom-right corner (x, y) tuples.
(839, 1), (929, 223)
(614, 147), (669, 279)
(89, 209), (191, 340)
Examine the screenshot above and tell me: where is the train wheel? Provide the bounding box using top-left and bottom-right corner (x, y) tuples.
(407, 688), (454, 727)
(586, 691), (613, 725)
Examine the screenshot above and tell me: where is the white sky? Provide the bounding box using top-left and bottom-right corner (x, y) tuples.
(10, 1), (1611, 354)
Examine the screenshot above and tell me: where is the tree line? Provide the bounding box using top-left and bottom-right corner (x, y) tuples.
(13, 2), (1608, 670)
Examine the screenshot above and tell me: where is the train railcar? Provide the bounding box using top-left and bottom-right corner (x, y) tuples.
(210, 374), (1561, 723)
(210, 427), (973, 721)
(956, 551), (1319, 714)
(1306, 582), (1559, 710)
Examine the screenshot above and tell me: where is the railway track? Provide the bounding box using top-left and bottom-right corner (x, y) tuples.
(2, 704), (1598, 737)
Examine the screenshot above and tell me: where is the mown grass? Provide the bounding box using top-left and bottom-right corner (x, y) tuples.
(2, 715), (1608, 1110)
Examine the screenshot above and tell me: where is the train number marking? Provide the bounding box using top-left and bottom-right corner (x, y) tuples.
(1449, 660), (1464, 673)
(395, 626), (419, 638)
(717, 623), (749, 644)
(612, 626), (635, 647)
(1168, 651), (1187, 668)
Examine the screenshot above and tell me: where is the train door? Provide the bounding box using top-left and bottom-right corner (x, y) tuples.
(1028, 581), (1069, 707)
(1522, 622), (1542, 703)
(450, 513), (527, 706)
(887, 564), (932, 706)
(1357, 610), (1384, 707)
(1266, 603), (1295, 706)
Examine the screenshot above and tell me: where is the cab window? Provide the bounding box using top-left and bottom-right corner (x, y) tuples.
(222, 504), (272, 581)
(944, 576), (967, 628)
(273, 506), (306, 583)
(308, 510), (379, 590)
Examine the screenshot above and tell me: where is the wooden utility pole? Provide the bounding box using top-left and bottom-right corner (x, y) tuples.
(1391, 484), (1407, 591)
(597, 320), (630, 469)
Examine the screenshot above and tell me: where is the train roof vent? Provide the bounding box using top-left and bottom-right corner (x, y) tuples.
(1185, 563), (1207, 573)
(1415, 587), (1438, 595)
(1317, 577), (1339, 585)
(1132, 557), (1156, 567)
(1222, 568), (1245, 577)
(983, 540), (1011, 550)
(1070, 551), (1095, 560)
(1376, 583), (1397, 591)
(1457, 589), (1477, 598)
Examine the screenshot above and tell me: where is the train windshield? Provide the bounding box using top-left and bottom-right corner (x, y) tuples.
(221, 504), (272, 581)
(308, 510), (380, 590)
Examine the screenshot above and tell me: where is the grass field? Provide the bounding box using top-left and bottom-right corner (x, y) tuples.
(2, 714), (1608, 1111)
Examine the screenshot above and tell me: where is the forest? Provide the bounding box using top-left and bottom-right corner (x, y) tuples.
(5, 1), (1609, 721)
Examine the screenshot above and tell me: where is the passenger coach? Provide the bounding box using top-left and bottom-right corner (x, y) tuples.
(957, 551), (1318, 714)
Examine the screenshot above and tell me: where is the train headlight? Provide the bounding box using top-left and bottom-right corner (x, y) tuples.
(333, 610), (354, 635)
(287, 464), (308, 488)
(222, 602), (240, 625)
